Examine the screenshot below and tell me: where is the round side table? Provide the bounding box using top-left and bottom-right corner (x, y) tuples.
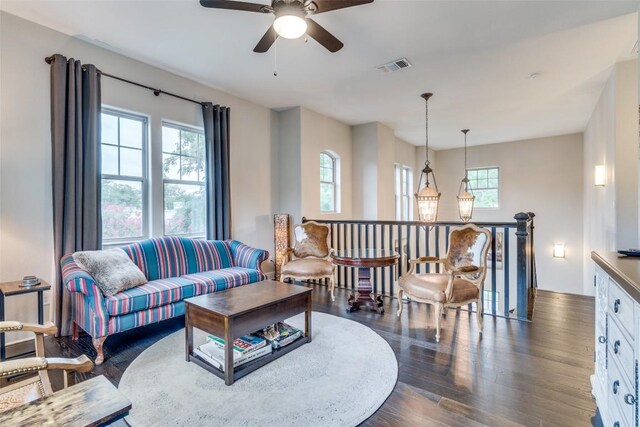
(331, 249), (399, 314)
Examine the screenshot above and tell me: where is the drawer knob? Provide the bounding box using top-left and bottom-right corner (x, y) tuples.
(614, 298), (621, 313)
(624, 393), (636, 405)
(613, 380), (620, 394)
(614, 340), (621, 354)
(598, 336), (607, 344)
(614, 422), (620, 427)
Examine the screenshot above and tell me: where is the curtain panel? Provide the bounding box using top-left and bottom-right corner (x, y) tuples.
(202, 103), (231, 240)
(50, 54), (102, 336)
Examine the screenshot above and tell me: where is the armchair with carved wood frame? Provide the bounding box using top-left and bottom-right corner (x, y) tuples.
(0, 321), (93, 413)
(397, 224), (492, 342)
(280, 221), (336, 301)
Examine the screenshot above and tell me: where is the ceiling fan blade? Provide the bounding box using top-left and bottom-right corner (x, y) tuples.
(200, 0), (269, 13)
(254, 25), (278, 53)
(306, 18), (343, 52)
(309, 0), (373, 14)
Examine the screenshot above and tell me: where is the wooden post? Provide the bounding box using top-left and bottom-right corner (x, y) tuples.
(514, 212), (530, 320)
(526, 212), (537, 320)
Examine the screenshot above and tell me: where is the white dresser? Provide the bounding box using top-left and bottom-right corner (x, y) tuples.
(592, 252), (639, 427)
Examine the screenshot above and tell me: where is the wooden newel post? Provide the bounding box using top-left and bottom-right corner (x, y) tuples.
(514, 212), (530, 320)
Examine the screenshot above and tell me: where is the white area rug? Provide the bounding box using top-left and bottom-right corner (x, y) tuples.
(118, 312), (398, 426)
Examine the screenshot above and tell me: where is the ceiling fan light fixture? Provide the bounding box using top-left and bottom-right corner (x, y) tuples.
(273, 12), (307, 39)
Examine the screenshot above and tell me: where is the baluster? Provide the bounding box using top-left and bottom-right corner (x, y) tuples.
(405, 224), (411, 274)
(396, 223), (402, 278)
(389, 224), (395, 296)
(350, 223), (355, 290)
(425, 225), (431, 273)
(435, 225), (441, 273)
(445, 225), (450, 253)
(381, 224), (387, 296)
(373, 224), (378, 295)
(504, 226), (510, 317)
(341, 223), (346, 288)
(491, 227), (497, 316)
(415, 223), (421, 274)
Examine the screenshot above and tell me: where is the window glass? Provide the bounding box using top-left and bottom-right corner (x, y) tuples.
(162, 123), (206, 237)
(100, 110), (147, 243)
(467, 167), (499, 208)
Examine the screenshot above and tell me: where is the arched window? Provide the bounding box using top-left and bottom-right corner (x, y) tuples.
(320, 151), (339, 213)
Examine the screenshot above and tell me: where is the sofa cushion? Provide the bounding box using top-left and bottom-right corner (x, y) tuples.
(105, 267), (263, 316)
(121, 237), (234, 281)
(182, 267), (264, 294)
(105, 276), (197, 316)
(72, 248), (147, 296)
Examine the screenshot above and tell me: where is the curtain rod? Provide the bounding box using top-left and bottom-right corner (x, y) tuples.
(45, 55), (208, 107)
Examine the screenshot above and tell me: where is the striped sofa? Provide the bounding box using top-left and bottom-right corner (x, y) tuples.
(61, 236), (268, 364)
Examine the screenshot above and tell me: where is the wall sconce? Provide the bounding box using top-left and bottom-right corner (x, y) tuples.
(594, 165), (606, 186)
(274, 214), (291, 281)
(553, 243), (566, 258)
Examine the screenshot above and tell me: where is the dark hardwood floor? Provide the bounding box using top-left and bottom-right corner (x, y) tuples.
(42, 285), (599, 426)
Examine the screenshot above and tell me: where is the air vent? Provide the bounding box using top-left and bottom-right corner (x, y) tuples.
(377, 58), (412, 73)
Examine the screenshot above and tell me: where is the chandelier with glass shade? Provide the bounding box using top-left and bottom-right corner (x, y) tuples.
(415, 93), (441, 223)
(457, 129), (475, 222)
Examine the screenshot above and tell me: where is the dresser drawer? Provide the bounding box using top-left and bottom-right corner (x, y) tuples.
(609, 279), (634, 339)
(607, 355), (635, 427)
(608, 318), (635, 386)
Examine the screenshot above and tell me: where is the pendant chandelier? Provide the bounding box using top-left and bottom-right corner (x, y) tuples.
(457, 129), (475, 222)
(415, 93), (441, 223)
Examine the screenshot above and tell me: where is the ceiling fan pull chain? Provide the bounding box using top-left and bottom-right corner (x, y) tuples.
(273, 37), (278, 77)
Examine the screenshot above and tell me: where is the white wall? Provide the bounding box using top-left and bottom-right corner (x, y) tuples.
(583, 59), (638, 294)
(434, 133), (585, 295)
(0, 12), (276, 342)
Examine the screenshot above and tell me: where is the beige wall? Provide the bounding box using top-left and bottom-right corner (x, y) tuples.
(584, 59), (638, 294)
(0, 12), (276, 343)
(300, 107), (353, 221)
(434, 133), (585, 295)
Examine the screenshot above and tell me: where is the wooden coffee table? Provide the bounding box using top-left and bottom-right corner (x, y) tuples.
(184, 280), (312, 385)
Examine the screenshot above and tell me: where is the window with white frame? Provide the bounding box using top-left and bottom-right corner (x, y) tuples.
(395, 164), (413, 221)
(320, 151), (339, 213)
(162, 123), (206, 237)
(467, 167), (499, 209)
(100, 109), (148, 245)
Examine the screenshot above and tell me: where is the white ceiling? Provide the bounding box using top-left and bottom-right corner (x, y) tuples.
(1, 0), (637, 148)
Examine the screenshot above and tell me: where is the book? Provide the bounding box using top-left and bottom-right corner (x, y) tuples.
(194, 341), (272, 372)
(256, 322), (303, 349)
(207, 334), (267, 357)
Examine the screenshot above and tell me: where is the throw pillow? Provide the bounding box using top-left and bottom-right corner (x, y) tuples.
(73, 248), (147, 296)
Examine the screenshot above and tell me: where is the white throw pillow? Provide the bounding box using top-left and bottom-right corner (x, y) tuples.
(73, 248), (147, 296)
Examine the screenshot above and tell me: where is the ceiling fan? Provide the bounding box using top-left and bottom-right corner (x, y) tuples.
(199, 0), (373, 53)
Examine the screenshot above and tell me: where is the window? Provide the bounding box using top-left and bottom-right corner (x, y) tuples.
(395, 164), (413, 221)
(100, 109), (148, 244)
(467, 167), (499, 209)
(320, 151), (339, 213)
(162, 123), (206, 237)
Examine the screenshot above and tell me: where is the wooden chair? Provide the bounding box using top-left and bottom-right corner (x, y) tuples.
(0, 321), (93, 413)
(397, 224), (492, 342)
(280, 221), (336, 301)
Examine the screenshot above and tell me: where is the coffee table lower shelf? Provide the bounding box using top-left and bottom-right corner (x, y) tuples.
(188, 336), (309, 383)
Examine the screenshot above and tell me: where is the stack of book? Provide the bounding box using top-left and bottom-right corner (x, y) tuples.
(256, 322), (303, 349)
(194, 334), (271, 372)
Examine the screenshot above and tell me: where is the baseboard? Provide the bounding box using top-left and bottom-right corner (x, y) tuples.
(3, 338), (35, 359)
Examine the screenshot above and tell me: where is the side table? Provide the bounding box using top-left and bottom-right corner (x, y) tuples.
(331, 249), (399, 314)
(0, 279), (51, 360)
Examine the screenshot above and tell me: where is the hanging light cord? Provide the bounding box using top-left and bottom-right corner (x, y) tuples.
(464, 131), (467, 174)
(424, 97), (429, 166)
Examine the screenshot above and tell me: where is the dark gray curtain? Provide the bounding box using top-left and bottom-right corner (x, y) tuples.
(202, 103), (231, 240)
(50, 54), (102, 335)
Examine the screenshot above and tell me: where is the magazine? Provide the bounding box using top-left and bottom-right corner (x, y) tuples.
(207, 334), (267, 357)
(194, 341), (272, 372)
(256, 322), (303, 349)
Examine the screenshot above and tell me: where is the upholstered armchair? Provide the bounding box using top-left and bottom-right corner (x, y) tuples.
(0, 321), (93, 413)
(397, 224), (492, 342)
(280, 221), (336, 301)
